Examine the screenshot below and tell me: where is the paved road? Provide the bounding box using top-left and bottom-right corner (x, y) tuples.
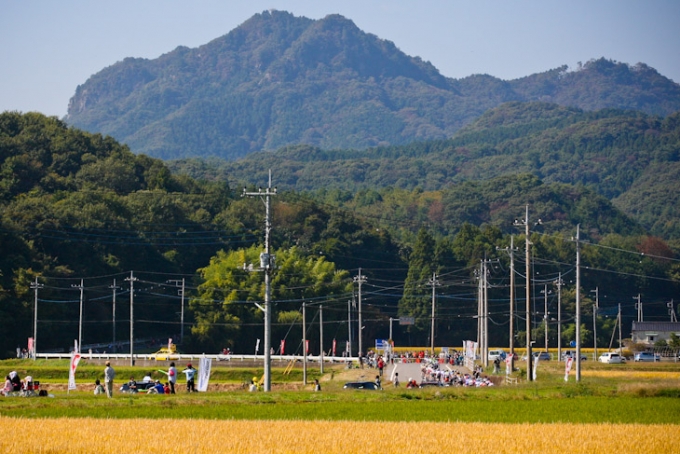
(384, 361), (470, 385)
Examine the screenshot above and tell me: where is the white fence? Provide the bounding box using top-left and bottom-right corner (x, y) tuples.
(35, 352), (359, 364)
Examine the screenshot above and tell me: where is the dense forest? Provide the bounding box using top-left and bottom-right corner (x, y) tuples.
(1, 112), (679, 359)
(169, 102), (680, 242)
(65, 10), (680, 160)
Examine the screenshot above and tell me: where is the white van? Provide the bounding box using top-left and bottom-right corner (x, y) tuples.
(598, 352), (623, 364)
(488, 349), (506, 361)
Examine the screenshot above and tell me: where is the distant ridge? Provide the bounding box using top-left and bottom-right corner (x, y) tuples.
(66, 10), (680, 160)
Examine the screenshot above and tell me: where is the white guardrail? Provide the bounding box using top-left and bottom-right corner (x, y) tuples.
(35, 353), (360, 363)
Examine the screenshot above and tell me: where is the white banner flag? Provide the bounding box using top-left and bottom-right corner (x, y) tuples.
(564, 356), (574, 381)
(68, 352), (82, 391)
(533, 353), (540, 381)
(197, 357), (212, 392)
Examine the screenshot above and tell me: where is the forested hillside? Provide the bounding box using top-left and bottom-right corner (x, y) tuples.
(65, 10), (680, 160)
(2, 113), (678, 357)
(170, 103), (680, 241)
(0, 112), (402, 356)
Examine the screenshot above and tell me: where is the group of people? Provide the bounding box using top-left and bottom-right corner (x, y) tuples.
(0, 370), (25, 396)
(98, 361), (198, 397)
(418, 361), (495, 387)
(1, 371), (41, 397)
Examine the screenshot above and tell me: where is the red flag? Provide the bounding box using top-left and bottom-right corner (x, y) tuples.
(280, 339), (285, 355)
(305, 339), (309, 354)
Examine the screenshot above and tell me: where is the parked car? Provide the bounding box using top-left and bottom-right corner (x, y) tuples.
(598, 352), (624, 364)
(343, 381), (380, 390)
(533, 351), (551, 361)
(488, 349), (507, 361)
(153, 344), (180, 361)
(419, 381), (448, 388)
(561, 350), (587, 361)
(634, 352), (660, 362)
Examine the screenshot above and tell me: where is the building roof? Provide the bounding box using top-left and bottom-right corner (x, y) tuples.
(631, 321), (680, 332)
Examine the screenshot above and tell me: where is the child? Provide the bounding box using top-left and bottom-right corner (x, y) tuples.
(94, 379), (105, 395)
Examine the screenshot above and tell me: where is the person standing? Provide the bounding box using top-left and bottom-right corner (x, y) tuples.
(104, 361), (115, 398)
(168, 362), (177, 394)
(182, 363), (196, 392)
(313, 379), (321, 392)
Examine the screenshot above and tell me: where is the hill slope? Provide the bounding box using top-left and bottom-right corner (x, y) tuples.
(65, 10), (680, 160)
(169, 103), (680, 240)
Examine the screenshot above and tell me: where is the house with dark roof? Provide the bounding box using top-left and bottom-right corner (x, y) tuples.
(631, 321), (680, 345)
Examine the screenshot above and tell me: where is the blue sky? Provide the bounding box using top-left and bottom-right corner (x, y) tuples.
(2, 0), (679, 118)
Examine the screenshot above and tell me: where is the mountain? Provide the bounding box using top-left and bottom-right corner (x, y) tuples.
(65, 10), (680, 160)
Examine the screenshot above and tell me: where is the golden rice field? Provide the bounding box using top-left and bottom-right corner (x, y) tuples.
(582, 369), (680, 379)
(1, 418), (677, 454)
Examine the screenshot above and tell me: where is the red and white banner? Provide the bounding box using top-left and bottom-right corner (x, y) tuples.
(168, 338), (172, 350)
(305, 339), (309, 355)
(332, 339), (337, 356)
(564, 356), (574, 381)
(68, 352), (82, 391)
(280, 339), (285, 355)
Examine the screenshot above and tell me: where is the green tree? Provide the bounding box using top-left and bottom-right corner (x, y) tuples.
(399, 229), (437, 341)
(190, 245), (351, 352)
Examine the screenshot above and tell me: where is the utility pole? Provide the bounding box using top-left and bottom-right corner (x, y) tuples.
(126, 271), (137, 366)
(618, 303), (622, 352)
(110, 279), (119, 351)
(477, 261), (483, 365)
(498, 236), (518, 371)
(505, 236), (517, 355)
(302, 302), (307, 385)
(167, 278), (186, 343)
(555, 274), (563, 361)
(72, 279), (84, 352)
(31, 277), (43, 360)
(429, 272), (439, 357)
(319, 305), (324, 374)
(243, 170), (277, 392)
(353, 269), (366, 360)
(483, 260), (489, 367)
(543, 284), (549, 352)
(389, 317), (393, 343)
(514, 205), (533, 380)
(591, 287), (599, 359)
(574, 224), (582, 382)
(347, 299), (352, 358)
(669, 300), (677, 322)
(635, 294), (642, 322)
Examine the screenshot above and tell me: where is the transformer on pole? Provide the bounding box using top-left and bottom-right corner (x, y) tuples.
(243, 170), (277, 392)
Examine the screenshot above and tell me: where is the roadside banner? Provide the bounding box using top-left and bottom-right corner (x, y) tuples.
(197, 357), (211, 392)
(280, 339), (285, 355)
(332, 339), (337, 356)
(533, 354), (540, 381)
(68, 351), (82, 392)
(305, 339), (309, 354)
(255, 338), (260, 354)
(564, 356), (574, 381)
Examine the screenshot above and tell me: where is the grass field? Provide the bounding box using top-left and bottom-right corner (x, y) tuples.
(1, 359), (678, 453)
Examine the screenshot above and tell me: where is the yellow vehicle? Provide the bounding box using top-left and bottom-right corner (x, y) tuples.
(153, 344), (180, 361)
